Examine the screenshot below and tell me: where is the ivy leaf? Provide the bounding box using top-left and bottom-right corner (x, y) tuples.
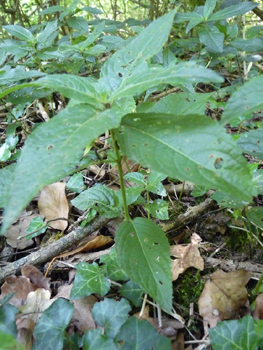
(83, 329), (120, 350)
(92, 298), (131, 338)
(0, 332), (26, 350)
(100, 248), (129, 282)
(1, 98), (134, 234)
(115, 217), (172, 312)
(116, 317), (172, 350)
(32, 299), (74, 350)
(209, 316), (261, 350)
(119, 113), (255, 202)
(0, 304), (18, 337)
(119, 281), (144, 307)
(70, 262), (111, 299)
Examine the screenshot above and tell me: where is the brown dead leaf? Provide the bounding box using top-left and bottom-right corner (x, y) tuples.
(170, 233), (204, 281)
(0, 276), (38, 307)
(21, 265), (50, 291)
(4, 211), (36, 249)
(198, 269), (250, 328)
(110, 156), (139, 178)
(253, 293), (263, 320)
(38, 182), (69, 231)
(19, 289), (54, 323)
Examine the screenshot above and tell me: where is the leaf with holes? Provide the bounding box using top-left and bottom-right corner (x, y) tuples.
(119, 113), (255, 202)
(115, 217), (172, 312)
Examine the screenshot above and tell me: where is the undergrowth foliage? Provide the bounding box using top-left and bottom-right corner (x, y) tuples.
(1, 0), (263, 348)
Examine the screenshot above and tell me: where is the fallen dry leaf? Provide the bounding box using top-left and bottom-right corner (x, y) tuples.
(198, 269), (250, 328)
(19, 289), (54, 323)
(170, 233), (204, 281)
(253, 293), (263, 320)
(0, 276), (38, 307)
(4, 211), (36, 249)
(38, 182), (69, 231)
(21, 265), (50, 291)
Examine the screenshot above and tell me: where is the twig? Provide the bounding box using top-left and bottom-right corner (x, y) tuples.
(0, 216), (111, 284)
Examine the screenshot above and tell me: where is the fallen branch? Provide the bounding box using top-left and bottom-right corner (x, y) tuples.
(0, 216), (111, 284)
(160, 198), (215, 238)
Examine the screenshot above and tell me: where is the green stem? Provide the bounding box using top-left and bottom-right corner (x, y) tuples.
(111, 129), (130, 221)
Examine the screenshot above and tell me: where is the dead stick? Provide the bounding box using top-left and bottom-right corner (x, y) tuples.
(0, 216), (111, 284)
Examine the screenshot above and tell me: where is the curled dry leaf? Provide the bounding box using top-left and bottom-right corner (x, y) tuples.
(38, 182), (69, 231)
(4, 211), (36, 249)
(170, 233), (204, 281)
(198, 269), (250, 328)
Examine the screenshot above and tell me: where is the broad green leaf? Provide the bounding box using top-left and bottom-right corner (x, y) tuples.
(100, 9), (177, 94)
(116, 186), (145, 206)
(211, 191), (250, 209)
(70, 262), (111, 299)
(145, 199), (169, 220)
(92, 298), (131, 338)
(115, 217), (172, 312)
(209, 2), (258, 21)
(32, 299), (74, 350)
(221, 76), (263, 124)
(199, 26), (224, 53)
(209, 316), (261, 350)
(110, 62), (223, 101)
(237, 129), (263, 160)
(1, 99), (134, 234)
(3, 25), (35, 42)
(119, 113), (255, 202)
(71, 185), (122, 218)
(81, 6), (103, 14)
(0, 304), (18, 337)
(100, 248), (129, 282)
(119, 281), (143, 307)
(124, 172), (145, 186)
(32, 74), (102, 107)
(39, 6), (64, 15)
(83, 329), (120, 350)
(0, 66), (45, 85)
(204, 0), (217, 19)
(230, 38), (263, 52)
(0, 332), (26, 350)
(185, 12), (204, 33)
(66, 172), (86, 193)
(0, 164), (16, 208)
(37, 21), (58, 48)
(149, 92), (212, 115)
(116, 317), (172, 350)
(246, 207), (263, 229)
(78, 21), (105, 49)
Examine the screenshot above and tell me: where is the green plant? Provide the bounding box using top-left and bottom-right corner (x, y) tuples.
(0, 3), (257, 311)
(1, 0), (263, 348)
